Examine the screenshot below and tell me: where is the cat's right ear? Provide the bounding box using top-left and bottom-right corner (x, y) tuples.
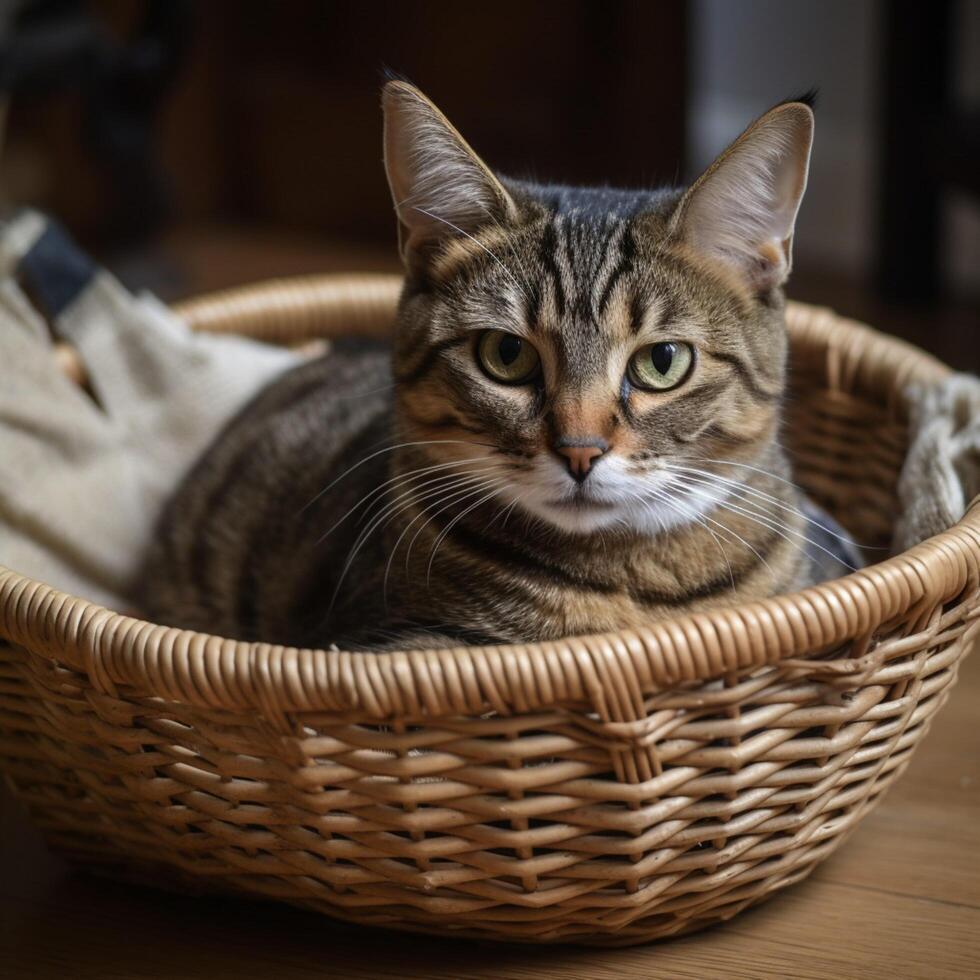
(382, 81), (517, 272)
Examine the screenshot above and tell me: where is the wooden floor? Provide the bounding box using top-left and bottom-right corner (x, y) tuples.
(2, 649), (977, 979)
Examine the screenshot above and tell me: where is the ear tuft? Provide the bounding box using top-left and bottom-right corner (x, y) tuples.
(382, 81), (516, 270)
(786, 88), (818, 110)
(673, 101), (814, 293)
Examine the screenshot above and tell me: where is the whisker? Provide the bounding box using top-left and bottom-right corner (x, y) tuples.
(382, 471), (505, 600)
(645, 479), (777, 580)
(668, 475), (859, 573)
(636, 484), (738, 590)
(689, 454), (810, 496)
(425, 482), (506, 584)
(485, 212), (537, 303)
(351, 468), (497, 564)
(401, 471), (507, 575)
(351, 459), (497, 530)
(335, 380), (397, 401)
(699, 444), (890, 551)
(316, 457), (498, 543)
(662, 463), (869, 550)
(408, 206), (531, 306)
(624, 485), (736, 591)
(329, 470), (498, 616)
(489, 491), (527, 534)
(299, 438), (495, 515)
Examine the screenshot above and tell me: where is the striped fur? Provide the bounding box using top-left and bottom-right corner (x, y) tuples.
(139, 84), (855, 650)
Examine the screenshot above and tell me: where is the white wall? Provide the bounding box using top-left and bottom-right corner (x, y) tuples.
(689, 0), (979, 296)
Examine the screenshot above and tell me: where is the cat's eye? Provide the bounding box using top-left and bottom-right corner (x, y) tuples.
(627, 342), (694, 391)
(477, 330), (541, 384)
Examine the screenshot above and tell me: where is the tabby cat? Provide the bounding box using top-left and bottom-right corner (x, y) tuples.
(140, 82), (856, 650)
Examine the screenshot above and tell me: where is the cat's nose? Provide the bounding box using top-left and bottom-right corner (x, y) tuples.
(554, 438), (609, 482)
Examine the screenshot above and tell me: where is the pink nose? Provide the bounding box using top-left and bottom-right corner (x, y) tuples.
(554, 440), (608, 482)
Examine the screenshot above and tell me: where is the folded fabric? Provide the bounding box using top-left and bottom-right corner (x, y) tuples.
(893, 373), (980, 553)
(0, 211), (301, 610)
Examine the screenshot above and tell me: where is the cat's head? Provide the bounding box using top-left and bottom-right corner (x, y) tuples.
(382, 81), (813, 535)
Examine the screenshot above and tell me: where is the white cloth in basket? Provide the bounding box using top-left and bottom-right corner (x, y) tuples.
(0, 211), (300, 610)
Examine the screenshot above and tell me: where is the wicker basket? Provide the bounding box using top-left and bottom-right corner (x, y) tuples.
(1, 274), (977, 946)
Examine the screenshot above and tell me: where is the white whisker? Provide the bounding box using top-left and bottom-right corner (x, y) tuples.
(663, 463), (864, 550)
(668, 475), (858, 572)
(317, 457), (498, 543)
(624, 484), (736, 592)
(646, 479), (776, 580)
(410, 206), (531, 306)
(402, 471), (507, 572)
(299, 438), (494, 515)
(354, 468), (497, 560)
(382, 471), (505, 600)
(329, 469), (500, 613)
(426, 483), (506, 583)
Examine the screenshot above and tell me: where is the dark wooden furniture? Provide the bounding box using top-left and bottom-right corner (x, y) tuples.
(876, 0), (979, 305)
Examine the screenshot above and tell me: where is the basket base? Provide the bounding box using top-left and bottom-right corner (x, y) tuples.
(48, 836), (836, 946)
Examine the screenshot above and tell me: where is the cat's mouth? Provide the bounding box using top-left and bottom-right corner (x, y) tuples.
(547, 496), (617, 511)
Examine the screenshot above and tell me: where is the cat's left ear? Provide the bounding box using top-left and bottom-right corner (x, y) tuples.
(671, 100), (814, 293)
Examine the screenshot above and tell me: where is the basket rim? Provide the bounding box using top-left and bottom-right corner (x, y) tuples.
(1, 274), (978, 721)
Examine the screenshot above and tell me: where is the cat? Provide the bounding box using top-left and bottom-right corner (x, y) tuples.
(138, 81), (857, 651)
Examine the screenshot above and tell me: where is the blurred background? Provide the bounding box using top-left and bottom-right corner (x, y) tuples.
(1, 0), (977, 365)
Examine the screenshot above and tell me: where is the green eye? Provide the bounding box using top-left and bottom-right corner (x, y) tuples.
(628, 341), (694, 390)
(477, 330), (541, 384)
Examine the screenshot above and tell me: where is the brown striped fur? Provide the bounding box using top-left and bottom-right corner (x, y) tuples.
(140, 84), (856, 649)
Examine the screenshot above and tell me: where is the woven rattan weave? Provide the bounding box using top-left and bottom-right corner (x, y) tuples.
(1, 274), (977, 945)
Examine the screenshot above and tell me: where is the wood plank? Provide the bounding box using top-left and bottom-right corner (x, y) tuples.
(0, 877), (977, 980)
